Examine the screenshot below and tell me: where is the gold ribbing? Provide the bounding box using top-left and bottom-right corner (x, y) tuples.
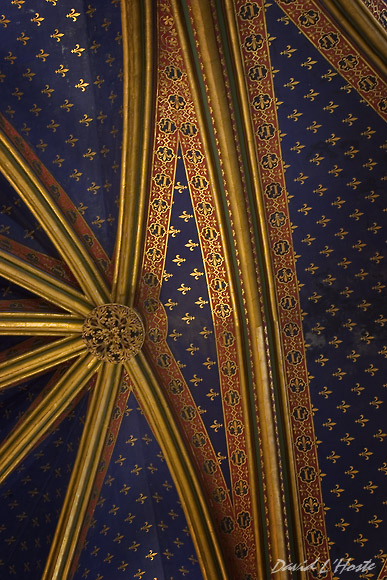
(0, 312), (84, 335)
(0, 353), (100, 484)
(125, 354), (230, 580)
(42, 363), (122, 580)
(0, 246), (93, 316)
(0, 133), (110, 306)
(112, 0), (153, 305)
(0, 335), (86, 390)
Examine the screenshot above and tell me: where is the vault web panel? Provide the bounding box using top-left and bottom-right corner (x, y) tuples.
(266, 0), (387, 571)
(0, 390), (90, 580)
(159, 144), (232, 494)
(0, 0), (123, 257)
(73, 390), (204, 580)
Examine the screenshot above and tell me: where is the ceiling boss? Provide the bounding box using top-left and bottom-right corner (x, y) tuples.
(82, 304), (145, 363)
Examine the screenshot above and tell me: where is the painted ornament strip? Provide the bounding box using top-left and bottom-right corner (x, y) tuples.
(235, 1), (331, 576)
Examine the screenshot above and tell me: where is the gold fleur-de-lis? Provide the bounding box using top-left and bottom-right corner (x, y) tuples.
(11, 87), (23, 100)
(342, 113), (358, 126)
(323, 100), (338, 113)
(321, 69), (337, 81)
(345, 465), (359, 478)
(189, 374), (202, 386)
(31, 12), (44, 26)
(349, 499), (363, 512)
(326, 450), (340, 463)
(210, 420), (223, 433)
(50, 29), (64, 42)
(36, 49), (49, 62)
(190, 268), (203, 280)
(301, 56), (317, 68)
(177, 284), (190, 295)
(318, 386), (331, 398)
(75, 79), (89, 91)
(55, 64), (69, 77)
(182, 313), (194, 324)
(283, 77), (299, 90)
(328, 337), (342, 350)
(359, 447), (373, 460)
(333, 368), (346, 380)
(206, 389), (218, 401)
(290, 141), (305, 154)
(280, 45), (297, 58)
(322, 418), (336, 430)
(71, 44), (85, 57)
(298, 203), (312, 215)
(304, 89), (319, 101)
(186, 343), (198, 356)
(287, 109), (302, 122)
(340, 433), (354, 445)
(195, 297), (208, 308)
(354, 534), (368, 547)
(355, 414), (368, 427)
(361, 126), (376, 139)
(16, 32), (29, 45)
(41, 84), (54, 97)
(337, 400), (350, 413)
(179, 211), (193, 222)
(65, 134), (78, 147)
(66, 8), (80, 21)
(83, 148), (96, 161)
(46, 119), (59, 132)
(331, 484), (344, 497)
(69, 168), (82, 182)
(0, 15), (11, 28)
(335, 518), (349, 531)
(307, 121), (322, 133)
(79, 114), (93, 127)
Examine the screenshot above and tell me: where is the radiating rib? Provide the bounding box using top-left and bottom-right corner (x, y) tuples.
(0, 135), (110, 306)
(112, 0), (153, 305)
(0, 353), (100, 484)
(0, 312), (84, 335)
(125, 353), (228, 580)
(42, 362), (122, 580)
(0, 247), (93, 316)
(0, 335), (86, 390)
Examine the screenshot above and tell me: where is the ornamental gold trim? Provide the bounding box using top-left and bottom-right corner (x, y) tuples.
(82, 304), (145, 363)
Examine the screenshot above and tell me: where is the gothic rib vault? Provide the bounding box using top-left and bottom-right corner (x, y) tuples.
(0, 2), (386, 580)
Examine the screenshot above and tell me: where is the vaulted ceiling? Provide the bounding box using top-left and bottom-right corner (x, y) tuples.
(0, 1), (386, 580)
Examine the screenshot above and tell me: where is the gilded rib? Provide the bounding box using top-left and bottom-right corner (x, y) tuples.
(126, 353), (229, 580)
(112, 0), (153, 305)
(0, 247), (93, 316)
(42, 362), (122, 580)
(0, 134), (110, 306)
(0, 353), (100, 484)
(0, 335), (86, 390)
(0, 312), (84, 335)
(172, 1), (291, 574)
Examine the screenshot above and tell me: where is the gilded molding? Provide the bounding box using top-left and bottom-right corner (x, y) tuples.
(42, 363), (122, 580)
(171, 1), (290, 575)
(112, 0), (154, 305)
(125, 353), (230, 580)
(0, 246), (93, 317)
(0, 312), (84, 335)
(0, 335), (86, 390)
(0, 132), (110, 306)
(322, 0), (387, 77)
(220, 0), (307, 570)
(0, 353), (100, 484)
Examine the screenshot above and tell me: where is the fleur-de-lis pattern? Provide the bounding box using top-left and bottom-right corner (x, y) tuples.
(0, 0), (385, 579)
(0, 0), (123, 257)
